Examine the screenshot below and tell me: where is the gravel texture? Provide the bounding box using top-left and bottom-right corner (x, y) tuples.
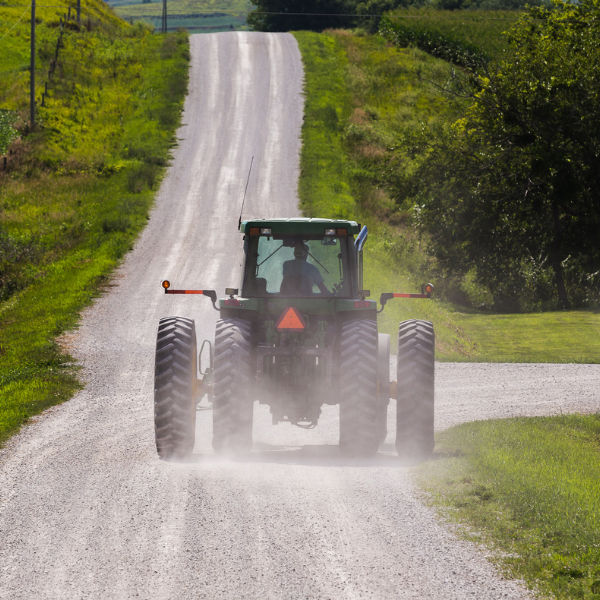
(1, 32), (598, 599)
(435, 362), (600, 430)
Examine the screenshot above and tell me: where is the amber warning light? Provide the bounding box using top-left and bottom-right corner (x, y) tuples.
(378, 283), (434, 313)
(160, 281), (218, 305)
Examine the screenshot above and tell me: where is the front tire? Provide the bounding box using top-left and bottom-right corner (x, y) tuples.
(339, 319), (379, 457)
(396, 319), (435, 457)
(212, 318), (254, 455)
(154, 317), (197, 460)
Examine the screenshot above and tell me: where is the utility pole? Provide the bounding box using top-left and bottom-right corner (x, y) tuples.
(30, 0), (36, 128)
(161, 0), (167, 33)
(77, 0), (81, 27)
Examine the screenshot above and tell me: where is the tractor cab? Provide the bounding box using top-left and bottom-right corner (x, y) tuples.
(240, 219), (362, 299)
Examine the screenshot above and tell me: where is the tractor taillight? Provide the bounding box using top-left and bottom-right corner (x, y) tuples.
(354, 301), (371, 308)
(223, 298), (243, 307)
(162, 280), (170, 289)
(337, 228), (347, 236)
(249, 227), (260, 235)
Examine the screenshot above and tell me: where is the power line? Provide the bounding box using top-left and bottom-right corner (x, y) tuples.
(250, 11), (523, 20)
(1, 3), (73, 7)
(94, 10), (529, 23)
(0, 5), (526, 18)
(4, 2), (129, 5)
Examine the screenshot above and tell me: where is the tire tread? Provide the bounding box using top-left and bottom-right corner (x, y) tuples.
(212, 318), (254, 454)
(154, 316), (197, 460)
(339, 319), (379, 457)
(396, 319), (435, 457)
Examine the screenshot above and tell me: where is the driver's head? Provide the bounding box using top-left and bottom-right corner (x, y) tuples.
(293, 242), (309, 260)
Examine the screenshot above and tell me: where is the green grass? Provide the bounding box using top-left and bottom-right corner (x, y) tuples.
(455, 309), (600, 363)
(108, 0), (252, 33)
(417, 415), (600, 599)
(0, 172), (161, 447)
(364, 241), (478, 359)
(0, 0), (125, 111)
(294, 28), (600, 363)
(294, 29), (479, 359)
(109, 0), (251, 21)
(0, 6), (189, 447)
(381, 8), (522, 67)
(129, 15), (248, 33)
(120, 14), (248, 33)
(0, 109), (18, 154)
(294, 32), (355, 220)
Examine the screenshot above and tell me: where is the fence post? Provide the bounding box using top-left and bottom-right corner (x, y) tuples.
(30, 0), (36, 128)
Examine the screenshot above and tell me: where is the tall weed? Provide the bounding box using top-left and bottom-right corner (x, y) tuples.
(0, 110), (19, 155)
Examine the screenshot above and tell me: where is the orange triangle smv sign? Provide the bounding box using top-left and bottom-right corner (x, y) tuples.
(276, 307), (306, 332)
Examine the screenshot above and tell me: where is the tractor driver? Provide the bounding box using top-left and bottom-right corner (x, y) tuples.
(281, 242), (329, 295)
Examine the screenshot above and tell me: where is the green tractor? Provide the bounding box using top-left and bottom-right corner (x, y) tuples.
(154, 218), (434, 459)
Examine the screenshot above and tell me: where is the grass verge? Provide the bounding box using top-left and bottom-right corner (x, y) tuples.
(454, 309), (600, 363)
(293, 29), (476, 359)
(416, 415), (600, 599)
(293, 28), (600, 363)
(0, 20), (189, 447)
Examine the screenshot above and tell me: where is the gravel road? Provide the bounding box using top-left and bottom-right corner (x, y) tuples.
(1, 32), (599, 600)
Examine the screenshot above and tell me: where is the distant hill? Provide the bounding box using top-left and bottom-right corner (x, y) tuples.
(105, 0), (253, 33)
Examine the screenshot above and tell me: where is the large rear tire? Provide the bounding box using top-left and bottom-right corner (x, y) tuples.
(339, 319), (379, 457)
(154, 317), (197, 460)
(212, 318), (254, 455)
(396, 319), (435, 457)
(377, 333), (391, 446)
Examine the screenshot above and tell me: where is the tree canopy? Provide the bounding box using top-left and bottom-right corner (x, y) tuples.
(247, 0), (549, 33)
(419, 0), (600, 311)
(247, 0), (413, 32)
(247, 0), (356, 32)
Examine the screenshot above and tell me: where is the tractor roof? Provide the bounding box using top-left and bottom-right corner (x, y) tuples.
(239, 218), (360, 235)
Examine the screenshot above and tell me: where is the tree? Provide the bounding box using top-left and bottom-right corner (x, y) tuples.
(247, 0), (356, 32)
(420, 0), (600, 310)
(431, 0), (548, 10)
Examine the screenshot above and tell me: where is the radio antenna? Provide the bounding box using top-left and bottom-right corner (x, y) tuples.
(238, 155), (254, 228)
